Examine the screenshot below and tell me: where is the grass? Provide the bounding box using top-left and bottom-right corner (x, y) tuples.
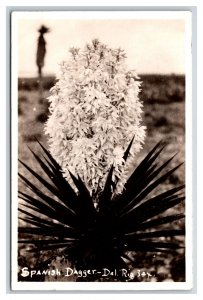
(17, 74), (185, 282)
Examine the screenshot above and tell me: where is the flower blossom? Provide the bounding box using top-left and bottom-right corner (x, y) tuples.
(45, 39), (146, 195)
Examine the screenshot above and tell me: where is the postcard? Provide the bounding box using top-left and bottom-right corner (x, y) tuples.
(11, 10), (193, 291)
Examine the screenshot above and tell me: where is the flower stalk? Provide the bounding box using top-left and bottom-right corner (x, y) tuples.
(45, 39), (146, 195)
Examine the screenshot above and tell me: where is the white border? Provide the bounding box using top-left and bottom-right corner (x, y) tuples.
(11, 11), (19, 292)
(11, 10), (192, 291)
(184, 11), (193, 289)
(12, 10), (190, 20)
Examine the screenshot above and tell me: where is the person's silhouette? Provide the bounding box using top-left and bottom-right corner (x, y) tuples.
(36, 25), (50, 78)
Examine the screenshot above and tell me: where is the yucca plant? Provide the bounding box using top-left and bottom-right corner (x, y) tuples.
(18, 138), (185, 281)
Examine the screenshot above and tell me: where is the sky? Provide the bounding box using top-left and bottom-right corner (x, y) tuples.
(17, 17), (186, 77)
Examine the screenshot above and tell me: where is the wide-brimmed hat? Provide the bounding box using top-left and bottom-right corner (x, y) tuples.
(38, 25), (50, 34)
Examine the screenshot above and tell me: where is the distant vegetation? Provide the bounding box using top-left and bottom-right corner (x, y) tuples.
(18, 76), (57, 91)
(18, 74), (185, 103)
(140, 74), (185, 103)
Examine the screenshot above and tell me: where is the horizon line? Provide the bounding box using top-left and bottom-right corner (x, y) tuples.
(18, 72), (185, 79)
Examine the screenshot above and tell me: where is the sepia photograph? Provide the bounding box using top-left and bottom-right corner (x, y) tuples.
(11, 10), (192, 290)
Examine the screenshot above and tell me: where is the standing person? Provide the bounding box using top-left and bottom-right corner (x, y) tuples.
(36, 25), (50, 78)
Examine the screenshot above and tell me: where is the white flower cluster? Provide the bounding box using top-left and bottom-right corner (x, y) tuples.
(45, 39), (146, 195)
